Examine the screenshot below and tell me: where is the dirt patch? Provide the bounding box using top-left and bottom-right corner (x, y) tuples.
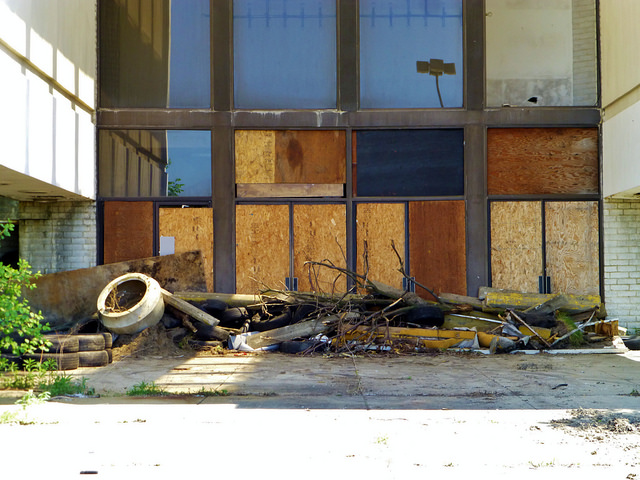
(551, 408), (640, 441)
(112, 323), (193, 361)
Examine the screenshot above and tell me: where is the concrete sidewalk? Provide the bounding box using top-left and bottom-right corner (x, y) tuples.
(16, 349), (640, 410)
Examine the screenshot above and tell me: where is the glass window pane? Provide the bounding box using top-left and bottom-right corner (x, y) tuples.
(233, 0), (337, 109)
(98, 130), (211, 198)
(486, 0), (597, 107)
(359, 0), (463, 109)
(100, 0), (210, 108)
(355, 129), (464, 196)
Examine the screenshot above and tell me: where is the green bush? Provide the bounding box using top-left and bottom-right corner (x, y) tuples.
(0, 222), (50, 356)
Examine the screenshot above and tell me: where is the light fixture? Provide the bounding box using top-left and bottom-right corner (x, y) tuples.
(416, 58), (456, 108)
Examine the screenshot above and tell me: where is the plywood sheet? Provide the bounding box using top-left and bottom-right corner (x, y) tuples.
(409, 201), (466, 297)
(236, 183), (344, 198)
(356, 203), (406, 289)
(487, 128), (599, 195)
(159, 207), (214, 292)
(103, 201), (153, 264)
(293, 204), (347, 293)
(275, 130), (346, 184)
(490, 201), (543, 293)
(234, 130), (276, 183)
(236, 204), (290, 293)
(545, 201), (600, 295)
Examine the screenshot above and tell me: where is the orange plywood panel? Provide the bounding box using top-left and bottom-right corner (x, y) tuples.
(275, 130), (346, 184)
(159, 207), (214, 292)
(487, 128), (598, 195)
(545, 201), (600, 295)
(235, 204), (290, 293)
(490, 201), (543, 293)
(409, 201), (466, 298)
(293, 204), (347, 293)
(103, 201), (154, 264)
(234, 130), (276, 183)
(356, 203), (405, 289)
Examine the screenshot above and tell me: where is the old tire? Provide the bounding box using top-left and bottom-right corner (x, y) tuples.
(78, 350), (109, 367)
(77, 334), (106, 352)
(102, 332), (113, 349)
(41, 335), (80, 354)
(97, 273), (165, 335)
(23, 352), (79, 371)
(405, 305), (445, 328)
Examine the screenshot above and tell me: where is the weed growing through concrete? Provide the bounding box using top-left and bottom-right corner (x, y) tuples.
(126, 381), (165, 396)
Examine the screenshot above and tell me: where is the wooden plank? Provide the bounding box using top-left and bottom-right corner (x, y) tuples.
(409, 200), (466, 298)
(235, 204), (290, 293)
(159, 207), (214, 292)
(545, 201), (600, 296)
(245, 313), (357, 349)
(356, 203), (406, 289)
(490, 201), (543, 293)
(236, 183), (344, 198)
(234, 130), (276, 183)
(161, 289), (220, 327)
(275, 130), (346, 184)
(173, 292), (262, 307)
(293, 204), (347, 293)
(487, 128), (599, 195)
(103, 201), (154, 264)
(438, 293), (484, 310)
(483, 291), (601, 314)
(350, 325), (477, 340)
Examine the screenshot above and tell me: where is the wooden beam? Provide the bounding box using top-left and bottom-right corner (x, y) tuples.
(236, 183), (344, 198)
(161, 289), (220, 326)
(246, 312), (359, 349)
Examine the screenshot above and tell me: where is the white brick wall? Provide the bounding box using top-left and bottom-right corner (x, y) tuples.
(603, 198), (640, 333)
(18, 201), (97, 274)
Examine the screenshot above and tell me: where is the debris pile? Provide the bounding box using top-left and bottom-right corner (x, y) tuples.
(152, 267), (620, 355)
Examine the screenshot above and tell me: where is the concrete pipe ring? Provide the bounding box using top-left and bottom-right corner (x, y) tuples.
(97, 273), (165, 335)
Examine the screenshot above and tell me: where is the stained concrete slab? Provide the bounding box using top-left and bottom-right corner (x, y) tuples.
(11, 349), (637, 411)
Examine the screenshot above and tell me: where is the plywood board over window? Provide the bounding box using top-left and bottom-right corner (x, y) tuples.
(159, 207), (214, 292)
(236, 204), (290, 294)
(545, 201), (599, 296)
(356, 203), (406, 289)
(293, 204), (347, 293)
(235, 130), (346, 186)
(409, 201), (466, 298)
(487, 128), (599, 195)
(103, 201), (154, 264)
(490, 201), (543, 294)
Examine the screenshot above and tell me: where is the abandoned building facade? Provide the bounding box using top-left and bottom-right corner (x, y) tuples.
(1, 1), (640, 330)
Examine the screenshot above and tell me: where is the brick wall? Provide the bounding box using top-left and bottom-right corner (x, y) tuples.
(603, 198), (640, 333)
(19, 201), (97, 274)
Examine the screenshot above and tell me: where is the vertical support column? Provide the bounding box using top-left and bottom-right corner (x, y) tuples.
(464, 0), (488, 295)
(337, 0), (358, 112)
(212, 0), (235, 292)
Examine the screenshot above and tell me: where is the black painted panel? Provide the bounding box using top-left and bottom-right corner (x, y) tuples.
(355, 129), (464, 197)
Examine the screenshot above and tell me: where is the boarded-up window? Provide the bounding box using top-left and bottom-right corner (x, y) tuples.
(409, 200), (466, 297)
(235, 130), (346, 185)
(487, 128), (598, 195)
(103, 201), (154, 264)
(355, 130), (464, 197)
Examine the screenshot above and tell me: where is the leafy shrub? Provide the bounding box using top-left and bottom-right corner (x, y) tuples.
(0, 222), (51, 355)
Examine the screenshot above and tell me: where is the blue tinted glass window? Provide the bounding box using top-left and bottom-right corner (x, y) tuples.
(98, 130), (211, 198)
(359, 0), (463, 109)
(100, 0), (210, 108)
(233, 0), (337, 109)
